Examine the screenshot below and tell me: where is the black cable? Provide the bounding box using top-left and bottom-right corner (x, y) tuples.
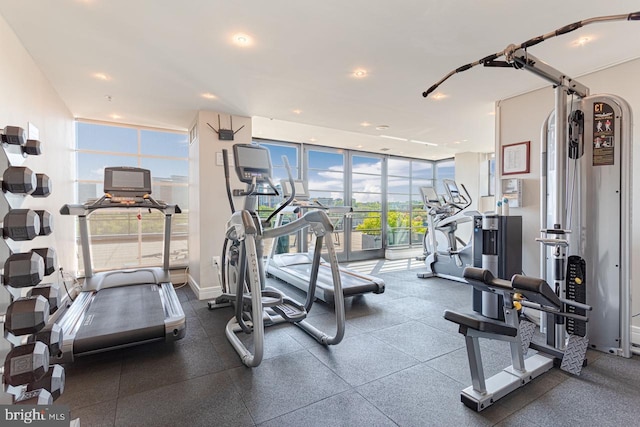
(59, 267), (76, 302)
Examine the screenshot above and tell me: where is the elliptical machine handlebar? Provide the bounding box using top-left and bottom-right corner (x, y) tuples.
(264, 155), (296, 226)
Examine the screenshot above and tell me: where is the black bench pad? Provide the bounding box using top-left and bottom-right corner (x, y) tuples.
(444, 310), (517, 337)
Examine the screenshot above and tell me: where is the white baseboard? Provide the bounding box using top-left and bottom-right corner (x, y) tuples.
(385, 248), (423, 260)
(632, 325), (640, 347)
(188, 274), (223, 301)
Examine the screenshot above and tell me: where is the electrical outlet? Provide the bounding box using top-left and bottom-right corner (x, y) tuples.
(212, 256), (221, 267)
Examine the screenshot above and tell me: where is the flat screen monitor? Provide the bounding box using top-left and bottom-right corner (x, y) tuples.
(104, 167), (152, 196)
(233, 144), (272, 184)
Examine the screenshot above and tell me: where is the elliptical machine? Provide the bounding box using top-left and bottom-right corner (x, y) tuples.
(417, 179), (480, 282)
(208, 143), (346, 367)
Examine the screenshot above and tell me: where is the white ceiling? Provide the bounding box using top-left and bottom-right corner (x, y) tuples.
(1, 1), (640, 160)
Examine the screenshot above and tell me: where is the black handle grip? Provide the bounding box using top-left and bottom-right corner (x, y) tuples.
(222, 149), (230, 179)
(629, 11), (640, 20)
(422, 84), (438, 97)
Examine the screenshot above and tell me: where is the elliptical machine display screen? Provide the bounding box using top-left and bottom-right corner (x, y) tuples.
(234, 144), (272, 184)
(443, 179), (462, 204)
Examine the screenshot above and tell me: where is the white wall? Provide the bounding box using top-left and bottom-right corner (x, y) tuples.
(496, 57), (640, 344)
(188, 111), (252, 299)
(0, 14), (75, 402)
(454, 152), (484, 242)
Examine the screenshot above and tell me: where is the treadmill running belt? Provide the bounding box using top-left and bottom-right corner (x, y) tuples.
(282, 263), (379, 297)
(74, 284), (166, 354)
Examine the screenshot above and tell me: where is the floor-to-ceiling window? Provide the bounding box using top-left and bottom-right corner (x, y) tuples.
(350, 153), (384, 260)
(387, 158), (434, 248)
(75, 121), (188, 273)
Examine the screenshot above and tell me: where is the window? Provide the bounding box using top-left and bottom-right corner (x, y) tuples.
(252, 140), (299, 220)
(75, 121), (188, 273)
(435, 159), (455, 194)
(387, 158), (432, 247)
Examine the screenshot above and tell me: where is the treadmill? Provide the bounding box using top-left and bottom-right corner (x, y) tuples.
(266, 180), (384, 303)
(56, 167), (186, 363)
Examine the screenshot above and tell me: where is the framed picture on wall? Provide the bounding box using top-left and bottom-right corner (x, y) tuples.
(502, 141), (530, 175)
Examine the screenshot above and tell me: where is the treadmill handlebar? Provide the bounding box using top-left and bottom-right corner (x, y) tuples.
(60, 198), (181, 216)
(263, 209), (333, 240)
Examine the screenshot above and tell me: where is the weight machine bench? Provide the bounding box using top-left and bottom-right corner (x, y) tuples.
(444, 267), (590, 411)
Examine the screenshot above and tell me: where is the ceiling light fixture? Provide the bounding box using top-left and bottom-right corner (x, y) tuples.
(292, 109), (302, 114)
(431, 92), (448, 100)
(375, 125), (389, 130)
(110, 114), (121, 120)
(232, 33), (253, 46)
(353, 69), (367, 78)
(409, 139), (438, 147)
(356, 145), (363, 148)
(380, 135), (408, 141)
(575, 36), (591, 46)
(360, 121), (371, 127)
(201, 93), (217, 99)
(93, 72), (111, 81)
(309, 137), (317, 142)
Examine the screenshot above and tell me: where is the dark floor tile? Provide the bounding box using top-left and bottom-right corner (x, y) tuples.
(257, 390), (397, 427)
(70, 399), (117, 427)
(357, 363), (499, 427)
(426, 346), (515, 387)
(284, 312), (365, 348)
(308, 334), (419, 386)
(117, 321), (226, 397)
(114, 371), (254, 427)
(235, 322), (306, 360)
(227, 350), (350, 424)
(347, 305), (412, 333)
(373, 320), (464, 362)
(57, 355), (122, 410)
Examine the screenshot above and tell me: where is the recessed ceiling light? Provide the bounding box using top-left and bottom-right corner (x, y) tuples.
(431, 92), (448, 100)
(380, 135), (408, 141)
(292, 109), (302, 115)
(353, 69), (367, 78)
(93, 72), (111, 81)
(453, 141), (461, 144)
(201, 93), (217, 99)
(410, 139), (438, 147)
(488, 111), (496, 116)
(309, 137), (317, 142)
(574, 36), (592, 46)
(375, 125), (389, 130)
(356, 145), (363, 148)
(232, 33), (253, 47)
(360, 122), (371, 127)
(110, 114), (122, 120)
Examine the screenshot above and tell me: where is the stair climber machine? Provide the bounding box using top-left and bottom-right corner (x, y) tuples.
(208, 144), (345, 367)
(57, 167), (186, 362)
(417, 179), (480, 282)
(266, 179), (384, 303)
(422, 10), (639, 409)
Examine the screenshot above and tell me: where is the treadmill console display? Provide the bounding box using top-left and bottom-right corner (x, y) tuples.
(104, 167), (152, 197)
(234, 144), (272, 184)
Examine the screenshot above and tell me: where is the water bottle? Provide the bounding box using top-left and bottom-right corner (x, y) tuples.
(502, 197), (509, 216)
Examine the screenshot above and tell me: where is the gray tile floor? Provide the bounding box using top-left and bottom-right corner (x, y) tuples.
(57, 261), (640, 426)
